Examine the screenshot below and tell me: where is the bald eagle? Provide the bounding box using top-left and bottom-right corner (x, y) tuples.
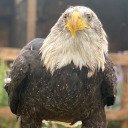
(4, 6), (117, 128)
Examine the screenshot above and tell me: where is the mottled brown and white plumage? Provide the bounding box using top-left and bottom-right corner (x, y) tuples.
(4, 6), (117, 128)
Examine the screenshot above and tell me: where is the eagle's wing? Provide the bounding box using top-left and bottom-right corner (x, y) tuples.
(101, 55), (117, 106)
(4, 38), (43, 114)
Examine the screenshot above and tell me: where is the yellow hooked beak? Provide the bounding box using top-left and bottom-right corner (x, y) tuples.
(64, 11), (90, 37)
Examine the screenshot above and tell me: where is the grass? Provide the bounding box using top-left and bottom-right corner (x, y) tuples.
(0, 118), (18, 128)
(0, 60), (9, 106)
(0, 60), (121, 128)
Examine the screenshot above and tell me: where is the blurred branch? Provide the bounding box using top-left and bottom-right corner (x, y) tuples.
(0, 47), (20, 61)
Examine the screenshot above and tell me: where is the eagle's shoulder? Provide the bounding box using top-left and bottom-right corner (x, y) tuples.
(25, 38), (44, 51)
(20, 38), (44, 55)
(5, 38), (45, 114)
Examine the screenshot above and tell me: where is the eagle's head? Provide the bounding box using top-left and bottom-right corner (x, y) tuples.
(40, 6), (108, 77)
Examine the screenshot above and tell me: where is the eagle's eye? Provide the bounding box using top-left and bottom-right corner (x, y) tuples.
(87, 14), (92, 21)
(63, 13), (67, 19)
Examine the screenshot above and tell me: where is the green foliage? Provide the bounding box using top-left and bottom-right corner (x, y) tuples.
(0, 60), (9, 106)
(0, 118), (18, 128)
(107, 121), (120, 128)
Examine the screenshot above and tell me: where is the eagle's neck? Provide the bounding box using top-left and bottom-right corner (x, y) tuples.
(40, 30), (108, 77)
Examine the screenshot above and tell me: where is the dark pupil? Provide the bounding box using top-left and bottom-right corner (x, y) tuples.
(88, 15), (91, 19)
(64, 15), (67, 18)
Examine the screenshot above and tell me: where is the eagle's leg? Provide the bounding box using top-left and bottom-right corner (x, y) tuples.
(18, 115), (42, 128)
(82, 109), (107, 128)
